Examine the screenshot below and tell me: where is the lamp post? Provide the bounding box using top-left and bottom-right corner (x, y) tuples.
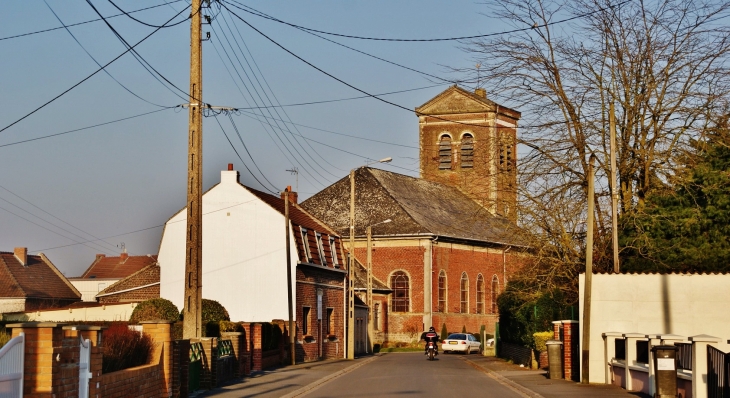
(366, 219), (391, 353)
(348, 157), (391, 359)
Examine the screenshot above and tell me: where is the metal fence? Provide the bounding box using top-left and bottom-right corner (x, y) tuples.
(676, 342), (693, 371)
(708, 345), (730, 398)
(189, 342), (203, 393)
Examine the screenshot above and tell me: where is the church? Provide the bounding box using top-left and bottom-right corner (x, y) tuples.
(300, 85), (531, 345)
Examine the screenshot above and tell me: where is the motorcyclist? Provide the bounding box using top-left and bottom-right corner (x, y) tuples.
(421, 326), (439, 356)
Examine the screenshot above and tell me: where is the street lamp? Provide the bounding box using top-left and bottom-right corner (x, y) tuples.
(348, 157), (391, 359)
(366, 218), (391, 353)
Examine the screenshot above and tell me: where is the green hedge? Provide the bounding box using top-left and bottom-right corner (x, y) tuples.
(129, 298), (180, 323)
(533, 331), (553, 352)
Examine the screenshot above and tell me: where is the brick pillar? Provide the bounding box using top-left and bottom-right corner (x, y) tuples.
(552, 321), (561, 340)
(171, 339), (190, 398)
(250, 323), (263, 372)
(190, 337), (217, 389)
(62, 325), (104, 347)
(560, 320), (579, 381)
(141, 321), (174, 397)
(8, 322), (64, 398)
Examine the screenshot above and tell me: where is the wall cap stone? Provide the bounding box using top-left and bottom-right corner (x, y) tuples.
(689, 334), (721, 343)
(62, 325), (106, 331)
(6, 322), (63, 328)
(139, 320), (175, 324)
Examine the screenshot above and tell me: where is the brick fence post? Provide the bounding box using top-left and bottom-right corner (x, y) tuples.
(559, 320), (579, 381)
(8, 322), (64, 398)
(141, 321), (174, 397)
(171, 339), (190, 398)
(251, 323), (262, 372)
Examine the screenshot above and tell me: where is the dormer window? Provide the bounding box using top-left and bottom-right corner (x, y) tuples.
(299, 227), (313, 263)
(461, 133), (474, 168)
(329, 236), (339, 268)
(439, 135), (452, 170)
(316, 232), (326, 266)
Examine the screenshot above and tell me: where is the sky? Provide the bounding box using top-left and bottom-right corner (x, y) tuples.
(0, 0), (513, 277)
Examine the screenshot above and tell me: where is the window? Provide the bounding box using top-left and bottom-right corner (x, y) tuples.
(461, 134), (474, 168)
(302, 306), (311, 335)
(316, 232), (326, 266)
(460, 272), (469, 313)
(439, 135), (452, 170)
(300, 227), (312, 263)
(390, 271), (410, 312)
(476, 274), (484, 314)
(329, 237), (339, 268)
(326, 308), (334, 335)
(437, 271), (446, 312)
(374, 303), (380, 330)
(491, 275), (500, 313)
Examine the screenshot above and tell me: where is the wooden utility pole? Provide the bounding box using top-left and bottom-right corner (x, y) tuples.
(183, 0), (203, 339)
(347, 169), (355, 359)
(366, 225), (373, 354)
(581, 154), (596, 384)
(284, 189), (296, 365)
(609, 103), (620, 273)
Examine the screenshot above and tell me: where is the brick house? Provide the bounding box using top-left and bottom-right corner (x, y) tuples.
(0, 247), (81, 314)
(159, 165), (346, 362)
(68, 252), (158, 301)
(95, 261), (160, 304)
(300, 85), (530, 343)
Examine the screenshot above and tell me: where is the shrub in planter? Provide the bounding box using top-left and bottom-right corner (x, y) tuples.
(102, 323), (154, 373)
(129, 298), (180, 323)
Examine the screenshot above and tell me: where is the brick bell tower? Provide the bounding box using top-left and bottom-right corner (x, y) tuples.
(415, 85), (520, 220)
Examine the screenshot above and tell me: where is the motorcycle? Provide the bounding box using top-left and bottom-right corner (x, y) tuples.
(427, 341), (437, 360)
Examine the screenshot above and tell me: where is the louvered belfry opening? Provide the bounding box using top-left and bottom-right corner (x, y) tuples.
(438, 135), (452, 169)
(461, 134), (474, 168)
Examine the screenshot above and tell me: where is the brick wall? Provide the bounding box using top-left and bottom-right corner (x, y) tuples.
(295, 265), (345, 362)
(98, 264), (160, 304)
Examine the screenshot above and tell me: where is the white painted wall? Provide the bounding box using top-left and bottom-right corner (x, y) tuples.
(2, 302), (137, 322)
(69, 279), (119, 302)
(159, 169), (297, 322)
(579, 273), (730, 383)
(0, 299), (25, 314)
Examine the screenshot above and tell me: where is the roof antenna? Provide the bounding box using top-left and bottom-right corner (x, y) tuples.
(286, 167), (299, 193)
(118, 242), (126, 254)
(476, 63), (482, 88)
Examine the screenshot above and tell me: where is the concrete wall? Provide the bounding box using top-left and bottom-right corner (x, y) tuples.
(579, 273), (730, 383)
(69, 279), (120, 302)
(159, 169), (297, 323)
(3, 302), (138, 322)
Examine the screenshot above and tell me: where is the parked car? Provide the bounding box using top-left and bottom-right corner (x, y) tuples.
(441, 333), (481, 354)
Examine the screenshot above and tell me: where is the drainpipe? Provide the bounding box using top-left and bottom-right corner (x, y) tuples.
(503, 246), (511, 287)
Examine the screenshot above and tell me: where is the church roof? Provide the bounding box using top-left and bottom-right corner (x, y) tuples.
(300, 168), (531, 248)
(415, 85), (520, 118)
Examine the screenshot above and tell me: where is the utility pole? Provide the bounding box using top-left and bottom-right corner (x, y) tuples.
(609, 103), (620, 273)
(366, 225), (373, 354)
(347, 169), (355, 360)
(582, 154), (596, 384)
(183, 0), (203, 340)
(284, 188), (296, 365)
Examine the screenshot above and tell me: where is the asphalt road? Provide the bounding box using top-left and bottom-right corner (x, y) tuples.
(303, 352), (525, 398)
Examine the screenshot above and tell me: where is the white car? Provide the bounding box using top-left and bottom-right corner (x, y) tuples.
(441, 333), (481, 354)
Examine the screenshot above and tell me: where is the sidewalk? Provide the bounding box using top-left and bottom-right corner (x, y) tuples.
(194, 355), (378, 398)
(464, 355), (651, 398)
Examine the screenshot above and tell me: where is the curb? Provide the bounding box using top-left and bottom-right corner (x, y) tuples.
(462, 357), (546, 398)
(281, 355), (381, 398)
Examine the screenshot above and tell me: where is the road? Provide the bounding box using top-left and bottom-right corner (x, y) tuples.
(303, 352), (525, 398)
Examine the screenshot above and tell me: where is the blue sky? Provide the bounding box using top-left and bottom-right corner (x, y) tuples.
(0, 0), (511, 276)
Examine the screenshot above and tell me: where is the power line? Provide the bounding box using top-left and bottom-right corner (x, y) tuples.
(106, 0), (191, 28)
(224, 0), (633, 42)
(0, 5), (188, 135)
(0, 0), (187, 41)
(0, 107), (176, 149)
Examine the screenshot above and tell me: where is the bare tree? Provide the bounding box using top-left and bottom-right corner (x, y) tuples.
(461, 0), (730, 276)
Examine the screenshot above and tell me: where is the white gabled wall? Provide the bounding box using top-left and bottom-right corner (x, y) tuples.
(159, 169), (297, 322)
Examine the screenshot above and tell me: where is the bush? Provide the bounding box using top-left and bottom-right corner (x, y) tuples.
(533, 331), (553, 352)
(102, 323), (154, 373)
(440, 323), (448, 341)
(129, 298), (180, 323)
(498, 285), (572, 347)
(0, 331), (10, 348)
(201, 299), (230, 323)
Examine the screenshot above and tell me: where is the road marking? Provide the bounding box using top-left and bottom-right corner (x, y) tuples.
(462, 357), (545, 398)
(282, 355), (381, 398)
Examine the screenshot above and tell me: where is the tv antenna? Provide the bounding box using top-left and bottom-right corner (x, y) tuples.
(476, 63), (482, 88)
(286, 167), (299, 193)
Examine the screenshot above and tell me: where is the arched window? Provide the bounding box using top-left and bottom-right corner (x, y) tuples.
(438, 271), (447, 312)
(390, 271), (410, 312)
(460, 272), (469, 313)
(461, 133), (474, 168)
(491, 275), (500, 314)
(476, 274), (484, 314)
(439, 135), (452, 170)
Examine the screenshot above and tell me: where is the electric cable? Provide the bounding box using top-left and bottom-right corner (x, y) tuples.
(0, 0), (187, 41)
(43, 0), (169, 108)
(225, 0), (633, 42)
(106, 0), (191, 28)
(0, 5), (188, 135)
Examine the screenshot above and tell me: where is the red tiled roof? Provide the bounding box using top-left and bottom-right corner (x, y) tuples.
(79, 254), (157, 279)
(245, 186), (345, 270)
(0, 252), (80, 300)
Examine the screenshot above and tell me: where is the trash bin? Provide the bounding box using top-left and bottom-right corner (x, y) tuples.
(651, 345), (678, 398)
(546, 340), (563, 379)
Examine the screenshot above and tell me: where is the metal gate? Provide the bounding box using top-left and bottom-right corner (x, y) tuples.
(708, 344), (730, 398)
(0, 332), (24, 398)
(189, 342), (203, 393)
(79, 337), (92, 398)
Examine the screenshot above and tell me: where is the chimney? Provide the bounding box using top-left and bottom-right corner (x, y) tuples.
(475, 87), (486, 98)
(14, 247), (27, 266)
(281, 185), (298, 205)
(120, 252), (129, 262)
(222, 163), (240, 184)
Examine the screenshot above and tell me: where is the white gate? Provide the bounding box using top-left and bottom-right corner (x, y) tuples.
(0, 332), (24, 398)
(79, 337), (92, 398)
